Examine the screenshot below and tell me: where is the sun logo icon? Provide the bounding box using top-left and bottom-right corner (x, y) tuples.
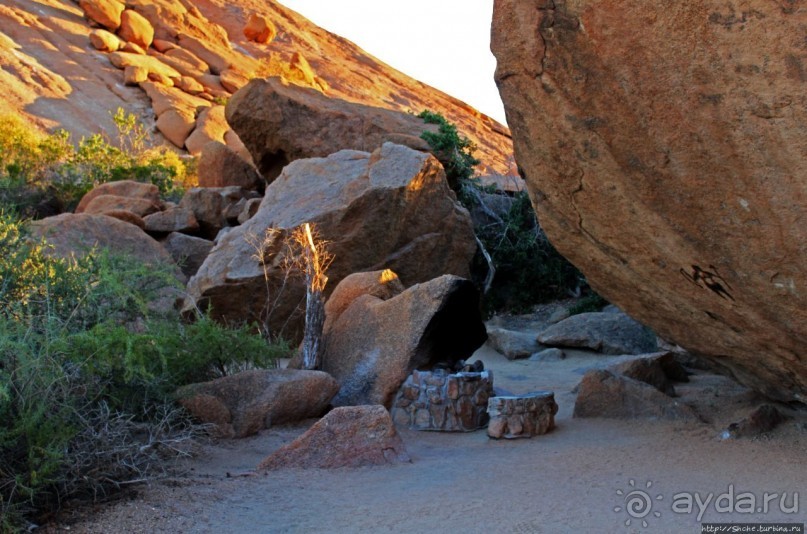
(614, 479), (663, 529)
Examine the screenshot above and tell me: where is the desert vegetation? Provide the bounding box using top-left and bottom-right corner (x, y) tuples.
(0, 114), (292, 530)
(0, 109), (194, 218)
(418, 111), (605, 314)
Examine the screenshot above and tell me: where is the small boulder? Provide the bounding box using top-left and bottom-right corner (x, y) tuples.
(573, 370), (700, 421)
(538, 311), (658, 355)
(236, 197), (261, 224)
(156, 52), (206, 79)
(143, 206), (199, 234)
(176, 369), (339, 439)
(721, 405), (789, 440)
(243, 13), (276, 44)
(156, 108), (196, 149)
(123, 65), (148, 86)
(76, 180), (160, 214)
(529, 348), (566, 362)
(164, 47), (209, 74)
(176, 33), (236, 75)
(323, 269), (404, 324)
(608, 352), (689, 396)
(139, 81), (210, 118)
(108, 52), (181, 81)
(120, 42), (146, 55)
(220, 69), (250, 93)
(176, 75), (205, 95)
(152, 39), (177, 53)
(185, 106), (228, 155)
(162, 232), (213, 278)
(258, 405), (410, 470)
(288, 52), (323, 91)
(198, 142), (262, 190)
(486, 326), (542, 360)
(79, 0), (125, 31)
(147, 72), (174, 87)
(100, 209), (145, 229)
(178, 186), (258, 239)
(89, 29), (122, 52)
(82, 194), (162, 218)
(29, 213), (176, 270)
(224, 129), (254, 166)
(118, 9), (154, 50)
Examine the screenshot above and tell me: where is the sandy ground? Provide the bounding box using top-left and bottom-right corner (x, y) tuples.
(47, 346), (806, 534)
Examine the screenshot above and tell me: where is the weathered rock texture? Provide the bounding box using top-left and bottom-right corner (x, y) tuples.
(537, 312), (658, 355)
(183, 143), (477, 342)
(29, 212), (174, 267)
(75, 180), (161, 214)
(608, 352), (690, 396)
(573, 370), (700, 421)
(161, 232), (212, 278)
(721, 404), (789, 439)
(176, 369), (339, 439)
(198, 141), (262, 190)
(227, 77), (438, 180)
(491, 0), (807, 402)
(392, 370), (494, 432)
(321, 271), (488, 408)
(258, 405), (411, 470)
(486, 326), (543, 360)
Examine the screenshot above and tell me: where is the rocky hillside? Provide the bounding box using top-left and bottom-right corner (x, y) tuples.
(0, 0), (514, 177)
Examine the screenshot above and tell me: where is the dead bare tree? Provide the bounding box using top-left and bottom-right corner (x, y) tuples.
(291, 223), (333, 370)
(250, 223), (333, 368)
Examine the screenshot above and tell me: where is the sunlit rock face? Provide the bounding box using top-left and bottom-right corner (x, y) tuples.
(1, 0), (513, 177)
(183, 143), (477, 343)
(491, 0), (807, 402)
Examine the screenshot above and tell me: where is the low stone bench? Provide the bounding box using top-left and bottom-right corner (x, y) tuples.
(487, 391), (558, 439)
(392, 369), (494, 431)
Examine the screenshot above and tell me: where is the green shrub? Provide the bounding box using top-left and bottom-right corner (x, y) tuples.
(418, 110), (480, 189)
(0, 213), (287, 529)
(470, 188), (587, 313)
(414, 112), (607, 314)
(0, 110), (193, 216)
(568, 292), (609, 316)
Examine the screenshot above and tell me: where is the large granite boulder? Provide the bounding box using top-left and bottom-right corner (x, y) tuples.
(491, 1), (807, 403)
(183, 143), (477, 342)
(226, 77), (437, 181)
(319, 271), (488, 408)
(175, 369), (339, 439)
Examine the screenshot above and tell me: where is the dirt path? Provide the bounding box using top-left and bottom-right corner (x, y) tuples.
(53, 347), (806, 533)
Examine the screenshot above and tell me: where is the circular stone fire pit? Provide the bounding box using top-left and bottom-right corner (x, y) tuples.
(391, 369), (494, 432)
(486, 392), (558, 439)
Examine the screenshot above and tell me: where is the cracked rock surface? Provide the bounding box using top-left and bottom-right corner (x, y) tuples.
(491, 0), (807, 402)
